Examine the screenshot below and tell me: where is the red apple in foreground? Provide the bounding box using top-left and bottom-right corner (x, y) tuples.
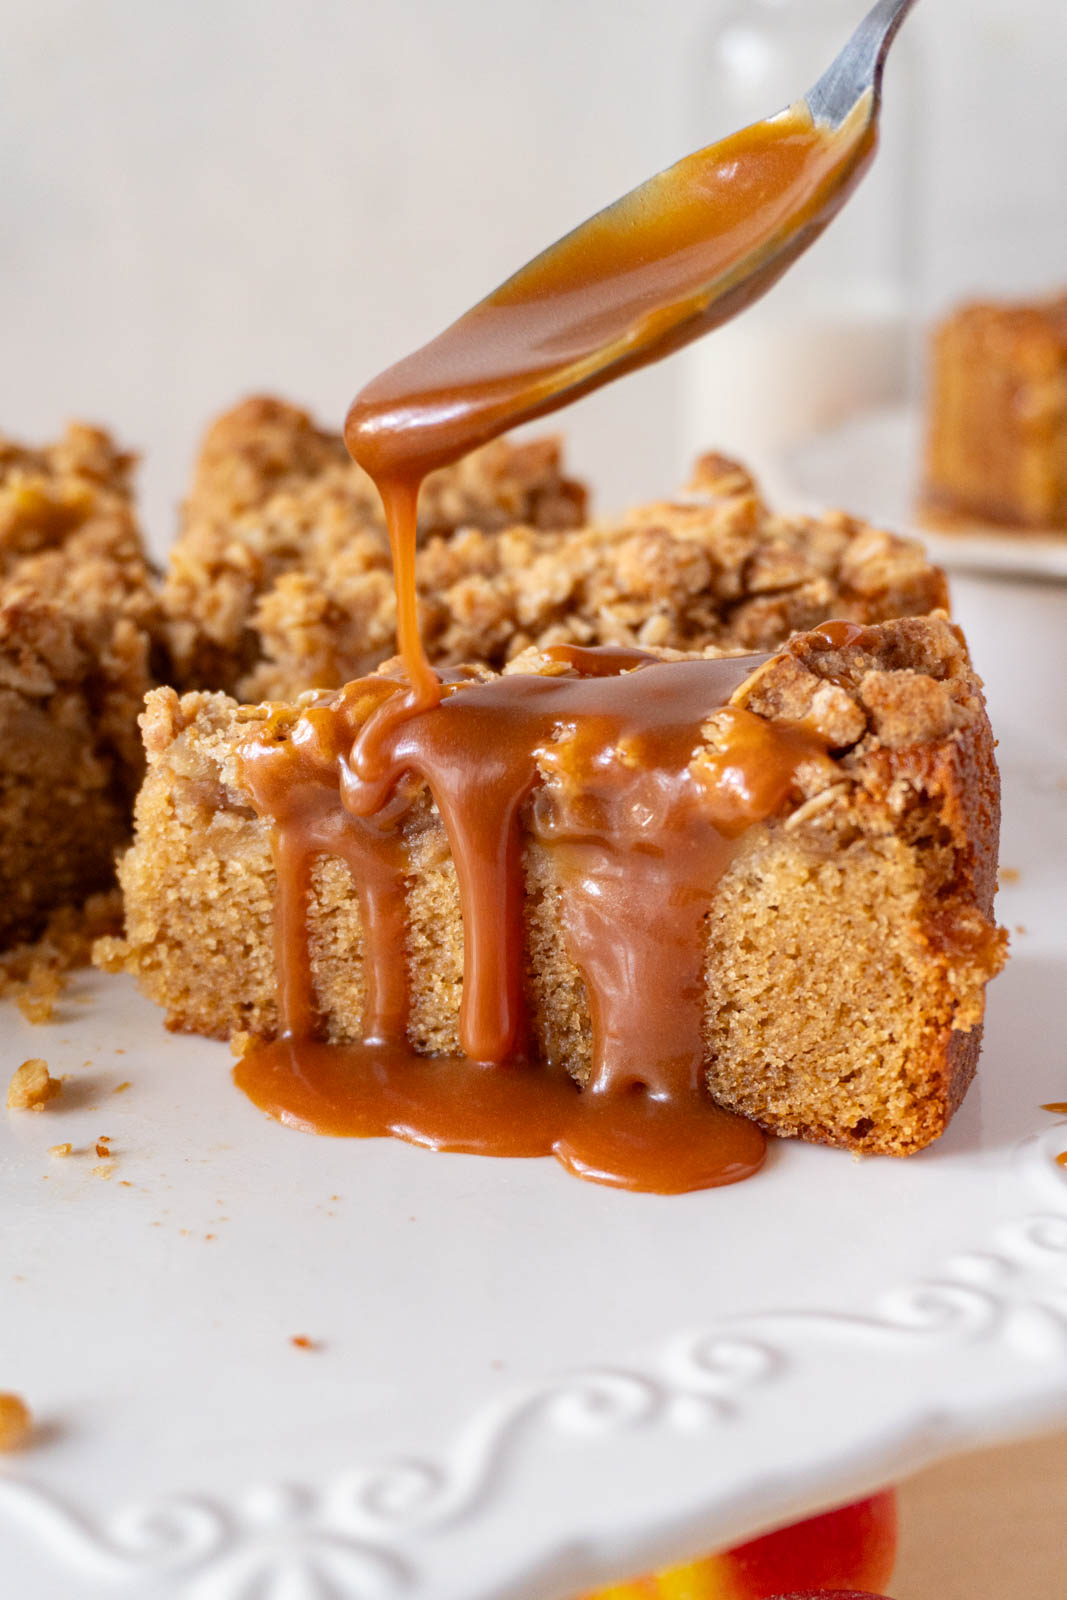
(582, 1489), (897, 1598)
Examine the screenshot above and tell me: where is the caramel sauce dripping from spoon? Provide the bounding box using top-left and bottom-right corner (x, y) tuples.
(346, 0), (917, 696)
(234, 3), (916, 1190)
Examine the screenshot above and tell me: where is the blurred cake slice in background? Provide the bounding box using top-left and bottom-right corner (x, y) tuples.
(923, 292), (1067, 534)
(0, 423), (159, 949)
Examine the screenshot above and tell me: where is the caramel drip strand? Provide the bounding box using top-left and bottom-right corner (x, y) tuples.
(270, 807), (412, 1048)
(343, 683), (541, 1064)
(239, 691), (414, 1049)
(547, 833), (718, 1100)
(270, 825), (318, 1041)
(375, 474), (440, 710)
(329, 822), (411, 1047)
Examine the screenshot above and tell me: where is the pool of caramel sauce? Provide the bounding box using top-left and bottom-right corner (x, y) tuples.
(235, 100), (871, 1191)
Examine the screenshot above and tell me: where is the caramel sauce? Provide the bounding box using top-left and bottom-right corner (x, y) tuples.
(235, 96), (875, 1190)
(236, 650), (828, 1191)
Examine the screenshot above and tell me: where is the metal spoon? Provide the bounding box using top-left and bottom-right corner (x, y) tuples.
(808, 0), (918, 128)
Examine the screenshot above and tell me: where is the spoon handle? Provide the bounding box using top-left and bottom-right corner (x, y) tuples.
(806, 0), (919, 127)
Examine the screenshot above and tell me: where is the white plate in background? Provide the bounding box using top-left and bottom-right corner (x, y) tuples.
(776, 407), (1067, 582)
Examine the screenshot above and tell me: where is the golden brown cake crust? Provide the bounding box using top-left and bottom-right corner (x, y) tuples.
(0, 423), (158, 947)
(100, 614), (1005, 1158)
(741, 625), (1003, 1152)
(162, 397), (946, 703)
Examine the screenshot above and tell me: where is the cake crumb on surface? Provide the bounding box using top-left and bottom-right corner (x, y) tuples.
(0, 890), (123, 1021)
(7, 1059), (61, 1111)
(48, 1143), (73, 1158)
(92, 1161), (115, 1180)
(290, 1335), (318, 1350)
(113, 1081), (132, 1094)
(0, 1393), (31, 1451)
(999, 866), (1021, 884)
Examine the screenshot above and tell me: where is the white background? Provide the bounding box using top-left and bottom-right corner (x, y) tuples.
(0, 0), (1064, 546)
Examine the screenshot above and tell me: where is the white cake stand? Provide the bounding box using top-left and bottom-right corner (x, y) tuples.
(1, 633), (1065, 1600)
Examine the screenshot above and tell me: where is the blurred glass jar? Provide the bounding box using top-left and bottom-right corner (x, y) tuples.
(681, 0), (921, 473)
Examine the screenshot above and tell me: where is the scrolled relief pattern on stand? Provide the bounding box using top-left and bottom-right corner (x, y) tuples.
(0, 1143), (1064, 1599)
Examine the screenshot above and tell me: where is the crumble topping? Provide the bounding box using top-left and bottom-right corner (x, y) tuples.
(160, 396), (945, 704)
(163, 397), (587, 697)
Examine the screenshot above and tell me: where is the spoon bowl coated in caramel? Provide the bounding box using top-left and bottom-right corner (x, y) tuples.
(345, 97), (876, 493)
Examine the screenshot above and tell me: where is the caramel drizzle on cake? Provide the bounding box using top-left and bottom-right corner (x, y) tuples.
(233, 634), (864, 1192)
(232, 102), (880, 1191)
